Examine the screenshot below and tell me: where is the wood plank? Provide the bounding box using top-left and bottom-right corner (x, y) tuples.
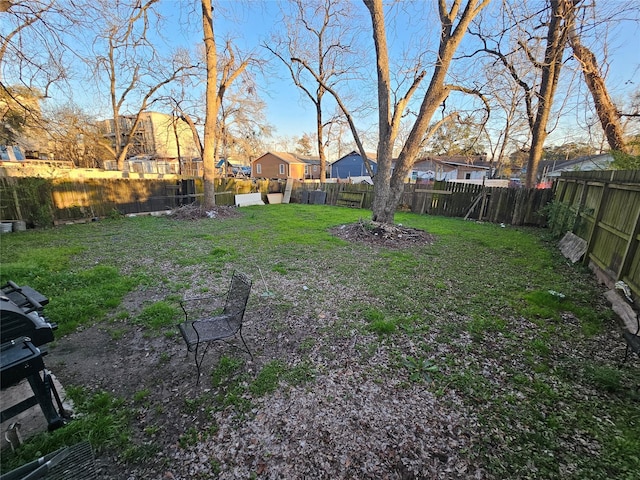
(414, 189), (452, 194)
(559, 232), (588, 263)
(283, 177), (293, 204)
(266, 193), (283, 204)
(604, 289), (639, 333)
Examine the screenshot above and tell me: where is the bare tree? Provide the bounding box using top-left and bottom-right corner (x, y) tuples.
(364, 0), (491, 223)
(200, 0), (250, 208)
(475, 0), (578, 188)
(479, 62), (530, 178)
(216, 83), (273, 164)
(42, 103), (111, 167)
(291, 1), (490, 222)
(0, 1), (80, 151)
(567, 4), (629, 154)
(265, 0), (363, 182)
(0, 1), (77, 96)
(87, 0), (196, 170)
(424, 114), (487, 156)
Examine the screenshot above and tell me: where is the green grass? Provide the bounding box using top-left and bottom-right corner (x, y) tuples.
(134, 301), (181, 331)
(199, 356), (314, 418)
(0, 387), (133, 474)
(0, 204), (636, 478)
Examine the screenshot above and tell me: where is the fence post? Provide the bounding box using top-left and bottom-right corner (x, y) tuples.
(618, 204), (640, 285)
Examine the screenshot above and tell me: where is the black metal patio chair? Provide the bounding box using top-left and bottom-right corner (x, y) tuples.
(616, 281), (640, 365)
(178, 271), (253, 383)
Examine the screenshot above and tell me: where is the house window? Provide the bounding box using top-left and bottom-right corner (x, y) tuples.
(279, 164), (285, 175)
(465, 172), (471, 179)
(313, 165), (318, 172)
(304, 165), (309, 175)
(256, 164), (262, 174)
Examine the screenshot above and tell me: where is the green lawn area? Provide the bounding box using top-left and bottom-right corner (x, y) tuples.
(1, 204), (638, 479)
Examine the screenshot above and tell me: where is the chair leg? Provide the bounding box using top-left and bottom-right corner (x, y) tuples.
(194, 342), (210, 386)
(622, 344), (631, 365)
(239, 329), (253, 361)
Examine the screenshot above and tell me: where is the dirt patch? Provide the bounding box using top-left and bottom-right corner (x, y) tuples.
(330, 219), (436, 249)
(168, 203), (241, 220)
(46, 302), (481, 479)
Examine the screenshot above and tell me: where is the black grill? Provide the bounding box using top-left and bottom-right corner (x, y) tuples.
(1, 281), (65, 431)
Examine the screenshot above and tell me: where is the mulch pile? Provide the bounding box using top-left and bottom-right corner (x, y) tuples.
(330, 219), (435, 248)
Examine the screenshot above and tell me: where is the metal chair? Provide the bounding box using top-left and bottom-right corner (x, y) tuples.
(178, 272), (253, 383)
(615, 281), (640, 364)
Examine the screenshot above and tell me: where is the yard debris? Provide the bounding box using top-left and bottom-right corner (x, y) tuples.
(258, 267), (275, 298)
(169, 203), (241, 220)
(330, 218), (435, 248)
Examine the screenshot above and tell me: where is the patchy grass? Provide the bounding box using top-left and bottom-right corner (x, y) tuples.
(0, 205), (637, 479)
(134, 301), (181, 331)
(0, 387), (133, 473)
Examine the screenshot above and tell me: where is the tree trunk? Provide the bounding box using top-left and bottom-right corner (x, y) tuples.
(201, 0), (219, 209)
(569, 26), (627, 153)
(525, 0), (572, 189)
(365, 0), (489, 223)
(365, 0), (395, 223)
(316, 101), (326, 181)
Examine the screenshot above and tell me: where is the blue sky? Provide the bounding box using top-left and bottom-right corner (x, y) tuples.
(175, 0), (640, 148)
(33, 0), (640, 152)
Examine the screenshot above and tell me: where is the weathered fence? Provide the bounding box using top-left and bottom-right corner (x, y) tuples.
(0, 177), (275, 227)
(554, 170), (640, 296)
(294, 180), (553, 226)
(1, 175), (554, 228)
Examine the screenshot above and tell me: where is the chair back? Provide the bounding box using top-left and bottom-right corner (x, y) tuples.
(223, 272), (252, 326)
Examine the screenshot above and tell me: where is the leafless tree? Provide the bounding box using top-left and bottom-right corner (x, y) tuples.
(86, 0), (197, 170)
(473, 0), (578, 188)
(42, 103), (110, 167)
(216, 81), (273, 164)
(0, 1), (81, 151)
(200, 0), (251, 208)
(0, 1), (78, 95)
(289, 1), (490, 222)
(364, 0), (491, 223)
(478, 62), (530, 178)
(567, 2), (634, 154)
(265, 0), (365, 181)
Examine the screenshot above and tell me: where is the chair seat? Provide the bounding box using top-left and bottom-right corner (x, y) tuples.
(178, 313), (239, 350)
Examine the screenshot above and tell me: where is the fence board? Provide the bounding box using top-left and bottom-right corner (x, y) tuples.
(554, 170), (640, 298)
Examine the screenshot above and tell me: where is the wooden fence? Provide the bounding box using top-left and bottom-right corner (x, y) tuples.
(554, 170), (640, 297)
(0, 177), (273, 227)
(294, 180), (553, 226)
(1, 175), (553, 228)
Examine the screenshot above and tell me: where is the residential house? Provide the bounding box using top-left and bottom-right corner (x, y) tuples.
(299, 156), (322, 179)
(99, 111), (201, 173)
(411, 155), (489, 182)
(216, 158), (250, 177)
(540, 153), (613, 182)
(252, 152), (308, 180)
(0, 145), (26, 162)
(330, 151), (377, 179)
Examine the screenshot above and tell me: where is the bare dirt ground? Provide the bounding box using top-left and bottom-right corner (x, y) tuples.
(44, 214), (467, 479)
